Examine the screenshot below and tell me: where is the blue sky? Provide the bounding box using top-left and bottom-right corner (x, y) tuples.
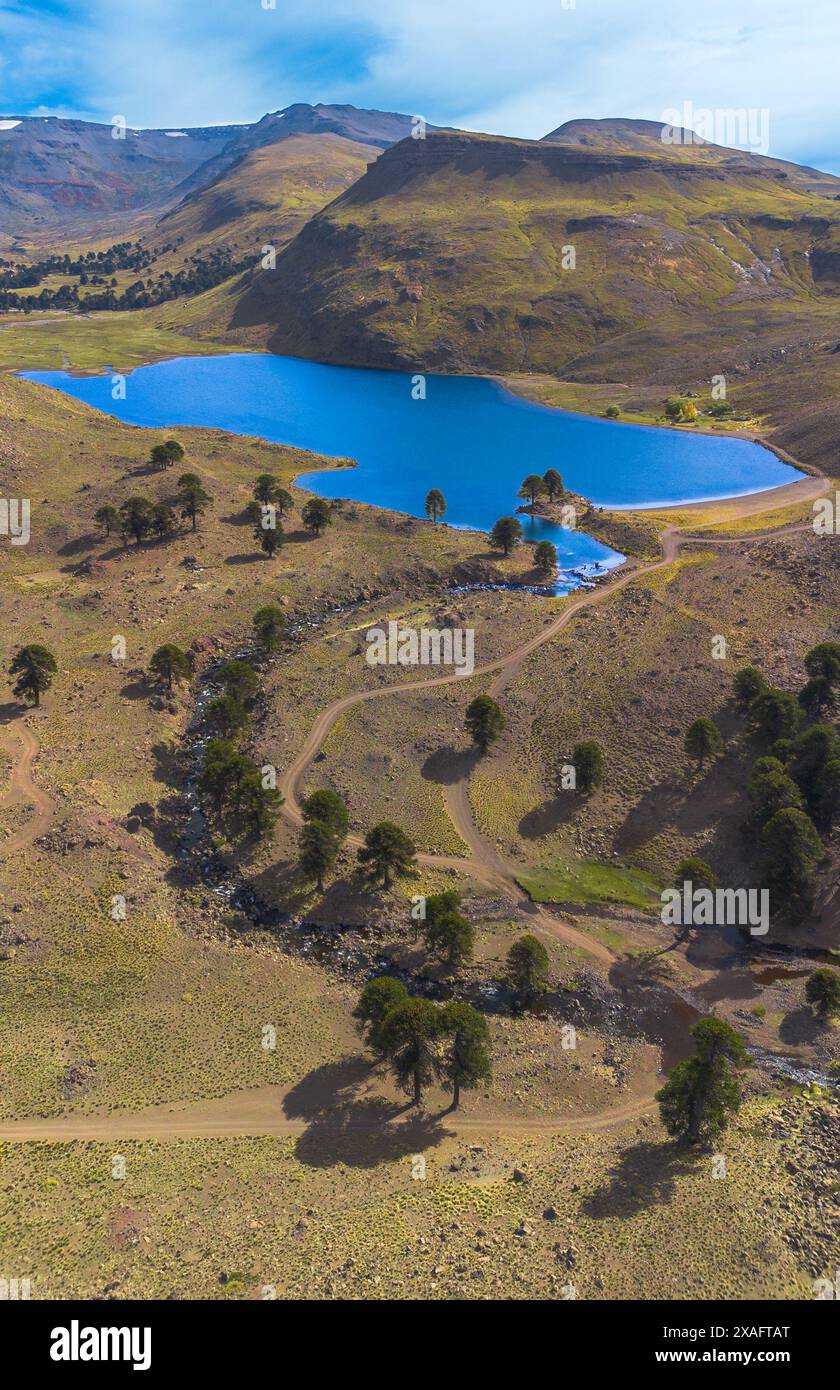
(2, 0), (839, 171)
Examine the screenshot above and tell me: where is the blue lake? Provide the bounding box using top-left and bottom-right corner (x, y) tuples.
(24, 352), (799, 594)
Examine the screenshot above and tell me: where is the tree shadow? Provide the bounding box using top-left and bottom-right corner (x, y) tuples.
(518, 796), (578, 840)
(120, 677), (153, 700)
(778, 1005), (823, 1046)
(421, 745), (479, 785)
(283, 1055), (375, 1121)
(224, 552), (267, 565)
(150, 740), (184, 789)
(0, 700), (26, 724)
(294, 1103), (450, 1169)
(57, 533), (98, 557)
(143, 792), (187, 853)
(283, 1055), (452, 1169)
(581, 1140), (702, 1219)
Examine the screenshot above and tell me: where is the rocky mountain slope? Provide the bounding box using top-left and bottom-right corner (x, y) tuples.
(221, 124), (840, 381)
(0, 104), (427, 241)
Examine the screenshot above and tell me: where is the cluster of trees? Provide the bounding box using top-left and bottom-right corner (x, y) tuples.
(663, 396), (736, 424)
(664, 396), (700, 423)
(0, 242), (250, 312)
(354, 977), (492, 1109)
(734, 651), (840, 918)
(0, 241), (153, 310)
(196, 656), (283, 841)
(96, 478), (212, 545)
(518, 469), (564, 506)
(463, 694), (605, 797)
(351, 930), (550, 1109)
(93, 442), (213, 543)
(486, 514), (561, 574)
(296, 788), (418, 896)
(247, 474), (330, 559)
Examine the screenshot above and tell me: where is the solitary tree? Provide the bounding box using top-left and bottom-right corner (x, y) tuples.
(302, 788), (349, 839)
(674, 856), (718, 893)
(254, 473), (279, 504)
(302, 498), (332, 536)
(150, 501), (176, 538)
(358, 821), (417, 888)
(519, 474), (546, 506)
(801, 642), (840, 712)
(543, 468), (564, 500)
(377, 997), (441, 1107)
(534, 540), (558, 577)
(490, 516), (522, 556)
(252, 605), (286, 651)
(198, 738), (245, 819)
(746, 756), (802, 833)
(148, 643), (191, 694)
(573, 740), (605, 794)
(814, 756), (840, 831)
(164, 439), (184, 468)
(439, 1002), (492, 1109)
(119, 496), (155, 545)
(465, 694), (505, 755)
(732, 666), (767, 708)
(761, 807), (823, 918)
(150, 444), (171, 472)
(425, 488), (446, 523)
(94, 504), (119, 537)
(9, 644), (57, 707)
(231, 769), (283, 841)
(506, 934), (549, 1009)
(805, 968), (840, 1021)
(205, 693), (248, 739)
(420, 889), (462, 941)
(684, 717), (724, 770)
(424, 909), (475, 972)
(749, 688), (803, 744)
(219, 659), (259, 706)
(175, 473), (212, 531)
(298, 818), (340, 891)
(786, 725), (840, 819)
(274, 488), (293, 518)
(354, 976), (408, 1051)
(255, 523), (283, 559)
(656, 1017), (748, 1147)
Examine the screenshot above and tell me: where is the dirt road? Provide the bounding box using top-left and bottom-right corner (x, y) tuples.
(0, 489), (829, 1145)
(0, 719), (54, 857)
(0, 1085), (655, 1141)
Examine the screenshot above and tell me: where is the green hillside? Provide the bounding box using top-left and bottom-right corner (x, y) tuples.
(221, 128), (840, 376)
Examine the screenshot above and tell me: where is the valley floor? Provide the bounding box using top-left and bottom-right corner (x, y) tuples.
(0, 367), (838, 1300)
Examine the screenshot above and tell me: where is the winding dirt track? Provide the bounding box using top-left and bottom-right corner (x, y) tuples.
(0, 486), (828, 1145)
(0, 720), (54, 857)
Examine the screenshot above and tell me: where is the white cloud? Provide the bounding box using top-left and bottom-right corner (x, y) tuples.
(2, 0), (839, 169)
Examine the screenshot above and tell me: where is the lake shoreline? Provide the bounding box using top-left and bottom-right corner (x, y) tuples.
(21, 352), (807, 568)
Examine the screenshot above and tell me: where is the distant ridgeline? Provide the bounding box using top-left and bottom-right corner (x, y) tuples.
(0, 239), (250, 312)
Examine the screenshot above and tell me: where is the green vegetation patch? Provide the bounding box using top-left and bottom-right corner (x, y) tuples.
(518, 858), (662, 910)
